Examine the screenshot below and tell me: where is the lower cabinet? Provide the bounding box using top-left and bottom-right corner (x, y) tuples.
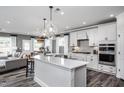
(70, 53), (98, 70)
(98, 64), (116, 75)
(70, 53), (116, 75)
(86, 55), (98, 70)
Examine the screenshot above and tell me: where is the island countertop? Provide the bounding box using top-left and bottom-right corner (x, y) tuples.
(34, 55), (88, 70)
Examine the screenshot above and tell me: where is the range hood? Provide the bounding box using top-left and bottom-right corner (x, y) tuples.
(77, 31), (89, 40)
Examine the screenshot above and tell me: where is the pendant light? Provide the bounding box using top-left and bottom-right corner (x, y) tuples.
(37, 18), (47, 43)
(42, 18), (48, 37)
(46, 6), (57, 38)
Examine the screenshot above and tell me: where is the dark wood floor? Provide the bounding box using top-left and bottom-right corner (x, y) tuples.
(0, 68), (124, 87)
(87, 70), (124, 87)
(0, 68), (40, 87)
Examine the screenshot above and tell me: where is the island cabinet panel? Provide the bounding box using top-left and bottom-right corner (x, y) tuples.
(34, 55), (87, 87)
(34, 59), (73, 87)
(75, 66), (86, 87)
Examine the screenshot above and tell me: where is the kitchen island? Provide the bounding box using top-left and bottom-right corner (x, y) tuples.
(34, 55), (88, 87)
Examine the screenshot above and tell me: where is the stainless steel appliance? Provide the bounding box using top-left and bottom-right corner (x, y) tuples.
(99, 41), (116, 66)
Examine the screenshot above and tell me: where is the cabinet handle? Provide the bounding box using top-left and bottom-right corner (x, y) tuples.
(105, 37), (108, 40)
(118, 34), (120, 37)
(118, 69), (120, 72)
(118, 52), (120, 54)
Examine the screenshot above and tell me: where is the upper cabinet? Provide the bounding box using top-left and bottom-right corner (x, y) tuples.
(98, 22), (116, 41)
(56, 35), (69, 55)
(44, 39), (52, 52)
(87, 28), (98, 46)
(77, 30), (87, 40)
(70, 30), (88, 46)
(69, 22), (116, 47)
(64, 36), (69, 55)
(70, 32), (78, 46)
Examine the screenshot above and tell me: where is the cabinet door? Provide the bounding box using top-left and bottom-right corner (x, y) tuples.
(64, 36), (69, 55)
(86, 55), (92, 68)
(116, 14), (124, 79)
(56, 37), (60, 54)
(87, 28), (98, 46)
(117, 31), (124, 78)
(94, 28), (98, 46)
(77, 30), (87, 40)
(98, 22), (116, 41)
(86, 55), (98, 70)
(98, 64), (116, 74)
(87, 29), (95, 46)
(91, 55), (98, 69)
(70, 32), (77, 46)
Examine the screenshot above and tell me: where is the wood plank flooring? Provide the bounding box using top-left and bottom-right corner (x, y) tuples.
(0, 68), (40, 87)
(87, 70), (124, 87)
(0, 68), (124, 87)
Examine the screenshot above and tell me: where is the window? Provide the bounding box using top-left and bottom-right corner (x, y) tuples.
(22, 40), (31, 51)
(0, 37), (11, 54)
(31, 38), (43, 51)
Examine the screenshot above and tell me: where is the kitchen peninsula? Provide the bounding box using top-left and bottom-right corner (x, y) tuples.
(34, 55), (88, 87)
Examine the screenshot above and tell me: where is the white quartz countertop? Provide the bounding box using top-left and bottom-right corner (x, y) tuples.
(34, 55), (88, 70)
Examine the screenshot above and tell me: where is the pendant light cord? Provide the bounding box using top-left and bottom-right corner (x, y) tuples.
(43, 18), (46, 29)
(49, 6), (53, 21)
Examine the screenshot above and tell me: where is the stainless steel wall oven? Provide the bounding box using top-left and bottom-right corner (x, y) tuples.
(99, 41), (116, 66)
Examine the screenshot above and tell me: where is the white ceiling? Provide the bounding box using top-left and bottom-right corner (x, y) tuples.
(0, 6), (124, 36)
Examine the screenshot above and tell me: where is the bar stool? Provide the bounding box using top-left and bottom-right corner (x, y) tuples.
(26, 58), (34, 77)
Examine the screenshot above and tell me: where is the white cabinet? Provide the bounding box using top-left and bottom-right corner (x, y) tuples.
(98, 64), (116, 75)
(87, 28), (98, 46)
(56, 36), (69, 55)
(64, 36), (69, 55)
(56, 37), (60, 54)
(98, 22), (116, 41)
(86, 55), (98, 70)
(70, 53), (98, 70)
(44, 39), (52, 52)
(77, 30), (87, 40)
(70, 32), (77, 46)
(116, 12), (124, 79)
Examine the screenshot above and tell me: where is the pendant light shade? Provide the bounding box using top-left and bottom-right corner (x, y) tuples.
(46, 6), (58, 38)
(46, 21), (57, 38)
(42, 18), (49, 37)
(41, 6), (59, 38)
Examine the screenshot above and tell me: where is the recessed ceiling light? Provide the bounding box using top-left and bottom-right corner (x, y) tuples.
(110, 14), (114, 18)
(2, 28), (5, 31)
(60, 11), (64, 15)
(6, 21), (11, 24)
(0, 28), (5, 31)
(65, 26), (69, 29)
(83, 22), (86, 25)
(55, 8), (64, 15)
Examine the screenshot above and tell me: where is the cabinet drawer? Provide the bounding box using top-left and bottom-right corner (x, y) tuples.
(98, 64), (116, 74)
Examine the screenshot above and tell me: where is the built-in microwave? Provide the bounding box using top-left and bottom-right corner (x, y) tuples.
(99, 41), (116, 66)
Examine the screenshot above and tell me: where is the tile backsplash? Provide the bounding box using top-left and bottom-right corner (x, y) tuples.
(78, 40), (93, 52)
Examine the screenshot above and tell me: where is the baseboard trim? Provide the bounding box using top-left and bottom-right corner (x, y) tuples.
(34, 76), (48, 87)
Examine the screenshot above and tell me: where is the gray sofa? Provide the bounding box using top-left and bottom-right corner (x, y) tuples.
(0, 58), (27, 73)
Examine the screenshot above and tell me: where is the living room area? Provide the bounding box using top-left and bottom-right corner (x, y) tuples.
(0, 32), (43, 84)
